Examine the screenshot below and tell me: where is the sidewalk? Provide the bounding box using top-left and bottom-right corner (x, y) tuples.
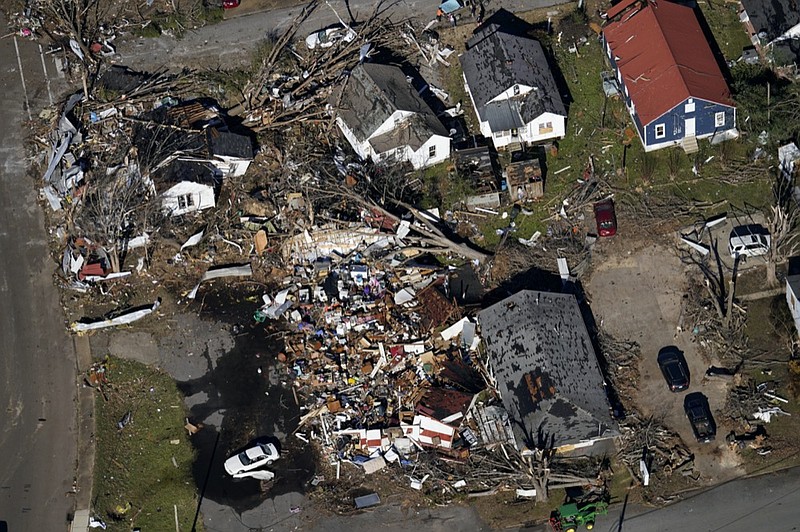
(70, 333), (96, 532)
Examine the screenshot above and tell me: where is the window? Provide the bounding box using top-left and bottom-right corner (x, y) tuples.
(177, 194), (195, 210)
(715, 112), (726, 127)
(428, 145), (437, 157)
(494, 131), (505, 138)
(539, 121), (554, 134)
(655, 124), (666, 139)
(513, 85), (520, 95)
(511, 128), (519, 137)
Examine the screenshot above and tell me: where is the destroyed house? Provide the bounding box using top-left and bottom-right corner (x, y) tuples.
(206, 127), (254, 177)
(152, 160), (221, 216)
(460, 25), (567, 149)
(333, 63), (452, 170)
(478, 290), (616, 452)
(602, 0), (736, 153)
(739, 0), (800, 65)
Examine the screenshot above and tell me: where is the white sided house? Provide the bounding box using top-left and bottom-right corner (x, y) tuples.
(154, 160), (221, 217)
(333, 63), (451, 170)
(460, 25), (566, 149)
(787, 275), (800, 341)
(205, 127), (254, 178)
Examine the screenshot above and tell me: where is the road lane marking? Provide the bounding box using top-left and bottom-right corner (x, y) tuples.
(12, 37), (32, 121)
(38, 44), (53, 106)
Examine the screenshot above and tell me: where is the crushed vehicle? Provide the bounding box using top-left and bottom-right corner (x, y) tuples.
(305, 24), (357, 50)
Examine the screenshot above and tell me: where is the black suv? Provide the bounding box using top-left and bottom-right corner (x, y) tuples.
(684, 392), (716, 443)
(657, 346), (690, 392)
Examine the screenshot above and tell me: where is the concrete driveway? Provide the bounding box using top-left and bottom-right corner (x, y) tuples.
(586, 240), (742, 483)
(0, 17), (77, 532)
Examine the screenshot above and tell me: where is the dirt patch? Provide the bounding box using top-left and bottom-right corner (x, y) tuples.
(586, 240), (745, 484)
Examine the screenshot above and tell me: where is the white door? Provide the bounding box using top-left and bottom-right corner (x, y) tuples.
(685, 117), (696, 137)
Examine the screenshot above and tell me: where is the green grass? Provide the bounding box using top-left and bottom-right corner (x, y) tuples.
(698, 0), (752, 62)
(438, 8), (770, 254)
(93, 357), (199, 531)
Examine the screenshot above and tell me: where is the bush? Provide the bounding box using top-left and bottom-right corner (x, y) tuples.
(135, 22), (162, 38)
(200, 6), (224, 25)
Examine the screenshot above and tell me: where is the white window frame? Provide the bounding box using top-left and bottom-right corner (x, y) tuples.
(654, 124), (666, 139)
(715, 111), (726, 128)
(428, 145), (437, 157)
(177, 194), (195, 210)
(513, 85), (520, 95)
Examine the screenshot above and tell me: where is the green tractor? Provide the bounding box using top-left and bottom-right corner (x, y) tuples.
(548, 500), (609, 532)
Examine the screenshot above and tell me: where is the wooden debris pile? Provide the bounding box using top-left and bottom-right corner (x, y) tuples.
(617, 416), (696, 485)
(231, 0), (409, 132)
(596, 332), (641, 412)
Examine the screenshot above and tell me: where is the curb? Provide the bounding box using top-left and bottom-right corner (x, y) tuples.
(70, 333), (96, 532)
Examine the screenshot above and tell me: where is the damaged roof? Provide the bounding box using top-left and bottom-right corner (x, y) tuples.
(460, 26), (566, 126)
(206, 128), (254, 159)
(416, 387), (476, 423)
(740, 0), (800, 41)
(478, 290), (615, 450)
(335, 63), (448, 145)
(603, 0), (734, 126)
(151, 160), (220, 192)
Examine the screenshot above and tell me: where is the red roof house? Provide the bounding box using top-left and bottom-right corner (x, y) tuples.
(602, 0), (737, 152)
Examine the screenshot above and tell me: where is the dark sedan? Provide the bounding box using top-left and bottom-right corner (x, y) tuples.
(657, 346), (690, 392)
(684, 392), (716, 443)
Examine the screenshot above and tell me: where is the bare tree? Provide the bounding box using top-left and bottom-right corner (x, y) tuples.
(72, 159), (158, 273)
(766, 169), (800, 286)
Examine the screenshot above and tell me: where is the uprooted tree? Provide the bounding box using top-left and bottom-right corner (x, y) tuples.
(766, 168), (800, 286)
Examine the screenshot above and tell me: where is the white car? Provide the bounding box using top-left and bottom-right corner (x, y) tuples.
(224, 442), (280, 476)
(305, 25), (357, 50)
(728, 225), (770, 258)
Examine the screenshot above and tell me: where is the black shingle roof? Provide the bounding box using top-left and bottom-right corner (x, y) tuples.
(478, 290), (616, 450)
(460, 26), (566, 125)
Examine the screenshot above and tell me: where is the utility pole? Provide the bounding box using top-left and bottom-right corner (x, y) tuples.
(191, 432), (220, 532)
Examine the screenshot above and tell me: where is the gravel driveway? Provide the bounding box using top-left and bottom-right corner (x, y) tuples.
(586, 239), (744, 483)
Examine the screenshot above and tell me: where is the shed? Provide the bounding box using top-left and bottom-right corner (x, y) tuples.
(504, 156), (543, 201)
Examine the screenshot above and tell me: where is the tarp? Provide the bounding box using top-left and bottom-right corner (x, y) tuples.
(439, 0), (462, 13)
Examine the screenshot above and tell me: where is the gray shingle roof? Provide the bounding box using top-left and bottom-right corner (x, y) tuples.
(460, 26), (566, 125)
(335, 63), (448, 146)
(478, 290), (616, 450)
(740, 0), (800, 41)
(206, 128), (254, 159)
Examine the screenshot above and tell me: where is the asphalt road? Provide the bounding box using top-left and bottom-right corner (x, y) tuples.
(0, 16), (78, 532)
(590, 466), (800, 532)
(115, 0), (574, 70)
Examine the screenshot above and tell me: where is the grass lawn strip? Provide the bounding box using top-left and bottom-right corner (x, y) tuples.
(93, 357), (200, 531)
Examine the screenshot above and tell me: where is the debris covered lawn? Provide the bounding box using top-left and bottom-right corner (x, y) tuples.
(19, 0), (800, 528)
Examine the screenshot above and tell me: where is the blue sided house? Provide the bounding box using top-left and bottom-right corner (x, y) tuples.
(602, 0), (738, 153)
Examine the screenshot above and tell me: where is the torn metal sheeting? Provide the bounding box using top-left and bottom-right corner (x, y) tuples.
(187, 264), (253, 299)
(71, 299), (161, 332)
(180, 229), (205, 251)
(680, 236), (710, 255)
